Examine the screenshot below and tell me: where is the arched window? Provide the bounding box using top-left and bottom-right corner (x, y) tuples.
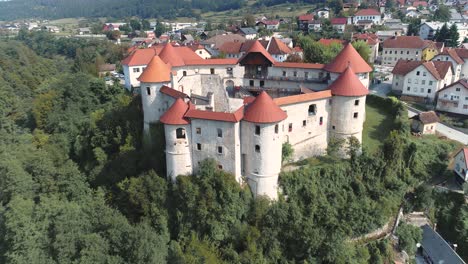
(176, 128), (186, 139)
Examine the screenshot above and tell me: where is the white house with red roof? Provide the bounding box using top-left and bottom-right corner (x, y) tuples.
(436, 79), (468, 115)
(353, 9), (382, 25)
(121, 41), (372, 199)
(433, 48), (465, 82)
(453, 147), (468, 182)
(331, 18), (348, 33)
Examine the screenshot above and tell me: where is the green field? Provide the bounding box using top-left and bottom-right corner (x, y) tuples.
(362, 103), (394, 153)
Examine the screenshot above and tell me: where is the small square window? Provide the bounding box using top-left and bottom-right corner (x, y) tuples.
(217, 128), (222, 137)
(217, 146), (223, 154)
(354, 100), (359, 106)
(303, 120), (306, 127)
(428, 89), (431, 93)
(255, 145), (260, 153)
(196, 128), (201, 134)
(218, 164), (223, 169)
(255, 125), (260, 135)
(288, 123), (293, 132)
(353, 112), (358, 118)
(197, 143), (202, 150)
(210, 68), (215, 74)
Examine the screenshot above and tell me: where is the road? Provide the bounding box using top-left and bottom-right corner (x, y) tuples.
(369, 77), (468, 145)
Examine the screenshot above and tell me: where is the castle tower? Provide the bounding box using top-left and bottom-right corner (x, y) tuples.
(328, 66), (369, 146)
(159, 98), (193, 182)
(139, 55), (172, 131)
(324, 43), (373, 88)
(241, 92), (287, 200)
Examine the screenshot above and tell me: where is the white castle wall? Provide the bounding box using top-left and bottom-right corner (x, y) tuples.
(241, 121), (283, 199)
(329, 95), (367, 143)
(141, 81), (173, 131)
(165, 124), (193, 182)
(279, 98), (331, 160)
(173, 64), (244, 89)
(190, 119), (242, 182)
(329, 72), (370, 88)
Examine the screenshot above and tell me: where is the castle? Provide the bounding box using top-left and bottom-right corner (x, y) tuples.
(122, 41), (372, 200)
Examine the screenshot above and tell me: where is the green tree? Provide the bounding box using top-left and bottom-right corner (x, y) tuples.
(328, 0), (344, 15)
(282, 142), (294, 163)
(448, 23), (460, 47)
(352, 40), (371, 63)
(141, 19), (150, 30)
(406, 18), (421, 36)
(154, 21), (167, 37)
(395, 223), (422, 254)
(434, 6), (451, 22)
(130, 19), (141, 31)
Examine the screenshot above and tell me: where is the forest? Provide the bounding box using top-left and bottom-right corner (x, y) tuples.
(0, 0), (248, 20)
(0, 31), (462, 263)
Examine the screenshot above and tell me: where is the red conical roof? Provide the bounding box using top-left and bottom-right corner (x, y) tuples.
(138, 56), (172, 83)
(239, 40), (276, 64)
(324, 43), (372, 73)
(243, 91), (287, 123)
(159, 98), (190, 125)
(159, 43), (185, 67)
(328, 66), (369, 97)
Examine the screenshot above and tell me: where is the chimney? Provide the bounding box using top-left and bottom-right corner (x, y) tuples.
(453, 244), (458, 252)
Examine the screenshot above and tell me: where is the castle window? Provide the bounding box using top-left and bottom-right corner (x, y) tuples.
(146, 87), (151, 95)
(275, 124), (279, 134)
(255, 145), (260, 153)
(354, 100), (359, 106)
(319, 117), (323, 125)
(197, 143), (202, 150)
(353, 112), (358, 119)
(227, 67), (233, 74)
(332, 125), (335, 130)
(217, 128), (223, 137)
(302, 120), (306, 127)
(196, 127), (201, 134)
(183, 71), (187, 76)
(217, 146), (223, 154)
(255, 125), (260, 135)
(308, 104), (317, 115)
(210, 68), (215, 74)
(176, 128), (186, 139)
(288, 123), (293, 132)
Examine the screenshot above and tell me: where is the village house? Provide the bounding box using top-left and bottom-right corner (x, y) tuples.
(187, 44), (212, 59)
(352, 33), (380, 63)
(238, 28), (258, 40)
(353, 9), (382, 25)
(454, 48), (468, 78)
(298, 14), (315, 32)
(308, 21), (323, 32)
(436, 79), (468, 115)
(256, 20), (280, 30)
(331, 18), (348, 33)
(382, 36), (432, 66)
(433, 48), (464, 82)
(419, 22), (468, 44)
(410, 111), (439, 135)
(392, 60), (453, 101)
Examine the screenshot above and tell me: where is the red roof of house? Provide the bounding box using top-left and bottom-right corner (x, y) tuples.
(121, 48), (156, 66)
(160, 98), (190, 125)
(261, 20), (280, 25)
(138, 56), (171, 83)
(184, 106), (244, 123)
(439, 48), (464, 64)
(331, 18), (348, 25)
(243, 91), (287, 123)
(274, 62), (325, 69)
(392, 60), (452, 80)
(160, 86), (188, 99)
(328, 66), (369, 97)
(318, 38), (347, 46)
(383, 36), (426, 49)
(353, 33), (379, 45)
(455, 48), (468, 59)
(219, 41), (243, 54)
(239, 40), (276, 65)
(324, 43), (372, 73)
(412, 1), (428, 7)
(267, 37), (292, 55)
(355, 9), (380, 16)
(298, 14), (314, 21)
(273, 90), (332, 106)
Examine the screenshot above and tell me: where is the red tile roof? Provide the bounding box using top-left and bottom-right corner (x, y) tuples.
(160, 98), (190, 125)
(328, 66), (369, 97)
(433, 61), (453, 79)
(138, 56), (171, 83)
(159, 43), (186, 67)
(185, 58), (238, 65)
(121, 48), (156, 66)
(243, 91), (287, 123)
(331, 18), (348, 25)
(261, 20), (280, 25)
(437, 78), (468, 93)
(411, 111), (439, 124)
(273, 90), (332, 106)
(274, 62), (325, 69)
(184, 106), (244, 123)
(355, 9), (380, 16)
(218, 41), (243, 54)
(353, 33), (379, 45)
(383, 36), (427, 49)
(455, 48), (468, 59)
(439, 48), (464, 64)
(392, 60), (452, 80)
(392, 60), (422, 75)
(239, 40), (276, 65)
(267, 37), (292, 55)
(412, 1), (428, 7)
(160, 86), (188, 99)
(318, 38), (347, 46)
(298, 14), (314, 21)
(324, 43), (372, 73)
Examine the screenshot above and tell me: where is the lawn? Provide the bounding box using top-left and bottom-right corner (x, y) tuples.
(362, 103), (394, 153)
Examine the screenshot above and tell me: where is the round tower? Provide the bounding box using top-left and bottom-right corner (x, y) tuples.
(241, 92), (287, 200)
(160, 98), (193, 182)
(324, 43), (373, 88)
(329, 66), (369, 148)
(139, 55), (172, 131)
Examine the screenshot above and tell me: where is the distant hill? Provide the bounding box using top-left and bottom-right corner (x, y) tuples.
(0, 0), (245, 20)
